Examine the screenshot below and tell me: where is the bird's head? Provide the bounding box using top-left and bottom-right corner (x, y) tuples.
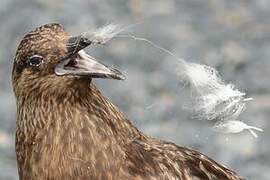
(12, 23), (124, 96)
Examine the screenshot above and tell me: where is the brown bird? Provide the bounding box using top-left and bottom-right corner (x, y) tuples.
(12, 23), (245, 180)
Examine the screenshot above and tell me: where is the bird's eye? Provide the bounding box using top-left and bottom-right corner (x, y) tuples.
(27, 55), (43, 67)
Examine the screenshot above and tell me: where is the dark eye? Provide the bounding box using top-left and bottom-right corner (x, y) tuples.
(27, 55), (43, 67)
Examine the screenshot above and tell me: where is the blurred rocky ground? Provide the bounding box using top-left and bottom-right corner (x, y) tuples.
(0, 0), (270, 179)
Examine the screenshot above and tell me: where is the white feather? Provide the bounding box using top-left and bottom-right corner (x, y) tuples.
(180, 62), (250, 121)
(213, 120), (263, 138)
(82, 24), (123, 45)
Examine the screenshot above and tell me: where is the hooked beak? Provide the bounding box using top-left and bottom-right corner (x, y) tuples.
(54, 35), (125, 80)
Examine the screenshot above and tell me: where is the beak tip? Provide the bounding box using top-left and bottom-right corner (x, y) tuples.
(110, 68), (126, 80)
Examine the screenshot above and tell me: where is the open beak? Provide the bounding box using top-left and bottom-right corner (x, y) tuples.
(54, 35), (125, 80)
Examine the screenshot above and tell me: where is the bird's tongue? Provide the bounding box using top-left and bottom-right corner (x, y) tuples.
(55, 50), (125, 80)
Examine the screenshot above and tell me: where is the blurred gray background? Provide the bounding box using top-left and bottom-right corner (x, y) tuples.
(0, 0), (269, 179)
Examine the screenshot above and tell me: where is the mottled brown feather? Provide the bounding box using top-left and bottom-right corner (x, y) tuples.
(12, 23), (245, 180)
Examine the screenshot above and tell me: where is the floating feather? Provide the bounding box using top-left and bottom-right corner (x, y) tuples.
(213, 120), (263, 138)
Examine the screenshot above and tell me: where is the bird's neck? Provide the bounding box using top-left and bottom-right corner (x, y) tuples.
(17, 81), (140, 139)
(16, 81), (142, 178)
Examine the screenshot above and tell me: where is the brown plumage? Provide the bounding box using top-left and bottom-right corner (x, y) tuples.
(12, 23), (245, 180)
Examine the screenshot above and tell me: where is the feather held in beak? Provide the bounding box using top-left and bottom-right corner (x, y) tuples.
(56, 24), (126, 80)
(68, 23), (262, 137)
(82, 24), (124, 45)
